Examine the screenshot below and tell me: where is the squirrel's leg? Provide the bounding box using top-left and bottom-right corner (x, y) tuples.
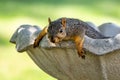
(33, 27), (48, 48)
(73, 35), (85, 59)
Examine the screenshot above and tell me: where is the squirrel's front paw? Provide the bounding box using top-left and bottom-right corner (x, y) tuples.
(78, 50), (85, 59)
(33, 39), (40, 48)
(81, 54), (85, 59)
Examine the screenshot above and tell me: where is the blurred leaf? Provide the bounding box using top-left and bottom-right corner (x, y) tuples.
(0, 35), (9, 46)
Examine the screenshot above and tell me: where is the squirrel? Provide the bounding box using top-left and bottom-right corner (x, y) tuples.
(33, 17), (108, 59)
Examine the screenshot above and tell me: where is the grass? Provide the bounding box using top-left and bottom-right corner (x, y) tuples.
(0, 0), (120, 80)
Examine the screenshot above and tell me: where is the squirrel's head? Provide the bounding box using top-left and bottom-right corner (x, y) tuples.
(47, 18), (67, 43)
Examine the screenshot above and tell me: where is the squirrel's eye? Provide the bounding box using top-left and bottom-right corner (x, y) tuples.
(59, 29), (63, 33)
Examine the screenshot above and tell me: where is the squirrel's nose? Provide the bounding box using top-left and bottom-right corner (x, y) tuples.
(51, 40), (55, 43)
(50, 37), (55, 43)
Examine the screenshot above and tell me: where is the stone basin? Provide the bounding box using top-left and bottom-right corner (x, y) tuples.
(10, 23), (120, 80)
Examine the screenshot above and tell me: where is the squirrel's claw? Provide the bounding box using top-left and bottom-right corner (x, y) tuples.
(81, 55), (85, 59)
(78, 50), (85, 59)
(33, 39), (40, 48)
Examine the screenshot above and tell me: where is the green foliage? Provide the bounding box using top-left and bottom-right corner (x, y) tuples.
(0, 0), (119, 19)
(0, 35), (9, 46)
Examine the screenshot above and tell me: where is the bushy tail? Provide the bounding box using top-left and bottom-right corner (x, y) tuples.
(85, 24), (109, 39)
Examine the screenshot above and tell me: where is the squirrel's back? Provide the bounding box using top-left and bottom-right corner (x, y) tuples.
(56, 18), (107, 39)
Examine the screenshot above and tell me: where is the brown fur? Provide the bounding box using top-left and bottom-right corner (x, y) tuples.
(34, 17), (107, 59)
(33, 27), (47, 48)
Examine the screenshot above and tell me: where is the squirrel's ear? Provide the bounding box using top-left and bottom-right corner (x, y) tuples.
(62, 18), (66, 28)
(48, 17), (51, 24)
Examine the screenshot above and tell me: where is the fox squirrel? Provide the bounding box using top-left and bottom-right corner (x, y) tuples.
(33, 17), (107, 59)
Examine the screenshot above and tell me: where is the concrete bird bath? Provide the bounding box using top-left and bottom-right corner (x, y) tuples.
(10, 23), (120, 80)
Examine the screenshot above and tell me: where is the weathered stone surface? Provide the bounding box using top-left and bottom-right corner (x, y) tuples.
(98, 23), (120, 37)
(10, 23), (120, 80)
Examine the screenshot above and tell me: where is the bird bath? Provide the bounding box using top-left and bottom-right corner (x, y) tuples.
(10, 23), (120, 80)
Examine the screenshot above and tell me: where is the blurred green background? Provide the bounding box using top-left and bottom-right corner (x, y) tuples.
(0, 0), (120, 80)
